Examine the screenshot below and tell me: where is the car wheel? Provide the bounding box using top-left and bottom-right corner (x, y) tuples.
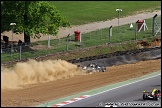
(143, 94), (147, 100)
(102, 67), (106, 72)
(102, 69), (106, 72)
(157, 90), (161, 93)
(154, 95), (159, 100)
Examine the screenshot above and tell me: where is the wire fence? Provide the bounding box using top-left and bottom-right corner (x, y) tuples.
(152, 14), (161, 36)
(1, 15), (161, 63)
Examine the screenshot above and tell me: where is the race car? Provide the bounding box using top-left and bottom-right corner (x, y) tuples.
(143, 89), (161, 100)
(81, 63), (106, 73)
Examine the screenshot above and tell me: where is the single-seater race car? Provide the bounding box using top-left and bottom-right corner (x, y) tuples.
(143, 88), (161, 100)
(81, 63), (106, 73)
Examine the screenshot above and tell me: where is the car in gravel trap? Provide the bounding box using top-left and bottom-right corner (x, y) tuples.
(79, 63), (106, 73)
(143, 88), (161, 100)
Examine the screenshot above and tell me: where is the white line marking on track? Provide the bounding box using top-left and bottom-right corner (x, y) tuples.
(52, 73), (161, 107)
(91, 73), (161, 97)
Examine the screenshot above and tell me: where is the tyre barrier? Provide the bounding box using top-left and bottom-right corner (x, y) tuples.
(91, 56), (96, 60)
(71, 47), (161, 67)
(79, 58), (85, 62)
(95, 55), (100, 59)
(85, 57), (91, 61)
(2, 47), (161, 68)
(97, 55), (104, 59)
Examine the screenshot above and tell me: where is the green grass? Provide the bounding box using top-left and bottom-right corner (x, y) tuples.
(1, 1), (161, 63)
(1, 16), (161, 63)
(48, 1), (161, 25)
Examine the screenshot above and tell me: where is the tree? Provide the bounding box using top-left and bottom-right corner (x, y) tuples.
(1, 1), (70, 44)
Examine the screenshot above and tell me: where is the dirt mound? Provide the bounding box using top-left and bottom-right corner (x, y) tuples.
(136, 37), (161, 49)
(150, 38), (161, 47)
(136, 40), (150, 48)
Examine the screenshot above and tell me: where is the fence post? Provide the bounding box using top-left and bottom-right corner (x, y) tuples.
(108, 25), (112, 44)
(135, 21), (138, 42)
(152, 14), (157, 36)
(19, 45), (22, 60)
(66, 34), (70, 51)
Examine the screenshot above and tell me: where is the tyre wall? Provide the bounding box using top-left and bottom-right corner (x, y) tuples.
(71, 47), (161, 67)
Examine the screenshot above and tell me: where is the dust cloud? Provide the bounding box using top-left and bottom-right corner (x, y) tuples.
(1, 59), (85, 90)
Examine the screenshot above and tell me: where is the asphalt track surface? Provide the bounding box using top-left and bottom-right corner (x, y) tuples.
(62, 74), (161, 107)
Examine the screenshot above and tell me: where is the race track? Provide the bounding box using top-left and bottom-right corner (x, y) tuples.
(1, 59), (161, 107)
(63, 74), (161, 107)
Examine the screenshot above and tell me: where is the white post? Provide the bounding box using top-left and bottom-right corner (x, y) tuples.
(110, 27), (112, 37)
(116, 9), (122, 39)
(10, 23), (16, 53)
(144, 20), (146, 31)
